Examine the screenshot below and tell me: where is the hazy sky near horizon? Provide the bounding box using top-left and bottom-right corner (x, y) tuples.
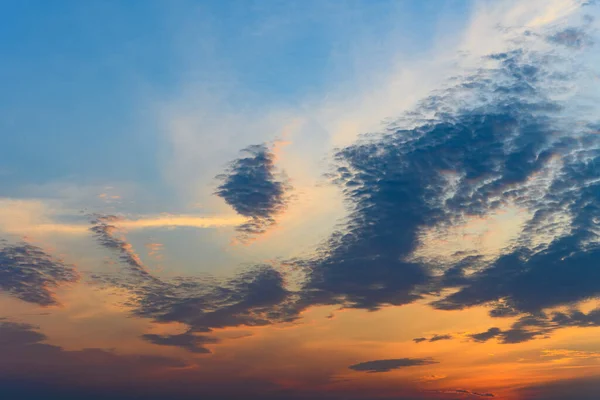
(2, 1), (600, 399)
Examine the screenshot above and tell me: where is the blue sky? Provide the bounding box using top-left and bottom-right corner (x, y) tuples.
(0, 0), (469, 196)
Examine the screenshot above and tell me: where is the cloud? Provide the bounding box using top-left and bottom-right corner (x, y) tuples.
(348, 358), (438, 373)
(542, 349), (600, 360)
(0, 242), (79, 306)
(299, 34), (580, 311)
(100, 0), (600, 347)
(468, 328), (503, 343)
(90, 215), (155, 279)
(429, 334), (453, 342)
(141, 331), (219, 354)
(430, 389), (495, 398)
(413, 334), (453, 343)
(518, 376), (600, 400)
(215, 143), (291, 239)
(547, 27), (592, 48)
(468, 307), (600, 344)
(0, 320), (188, 380)
(88, 213), (300, 341)
(131, 265), (299, 333)
(0, 198), (245, 237)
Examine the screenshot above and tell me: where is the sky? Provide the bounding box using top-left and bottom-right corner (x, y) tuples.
(1, 0), (600, 399)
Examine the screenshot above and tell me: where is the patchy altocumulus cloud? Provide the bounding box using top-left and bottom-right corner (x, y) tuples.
(0, 242), (79, 306)
(348, 358), (438, 373)
(215, 143), (291, 239)
(90, 3), (600, 349)
(286, 8), (600, 342)
(87, 213), (300, 352)
(66, 1), (600, 354)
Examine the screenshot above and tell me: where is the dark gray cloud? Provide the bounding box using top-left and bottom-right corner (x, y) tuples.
(141, 331), (219, 354)
(468, 308), (600, 345)
(413, 334), (453, 343)
(430, 389), (495, 398)
(468, 328), (502, 343)
(468, 327), (543, 344)
(215, 144), (291, 238)
(86, 8), (600, 354)
(0, 320), (188, 382)
(0, 242), (79, 306)
(298, 41), (583, 313)
(88, 214), (300, 346)
(131, 265), (299, 333)
(348, 358), (438, 373)
(518, 376), (600, 400)
(428, 334), (453, 342)
(547, 28), (592, 49)
(91, 15), (600, 349)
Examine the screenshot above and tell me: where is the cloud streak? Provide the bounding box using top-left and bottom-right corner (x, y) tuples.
(348, 358), (438, 373)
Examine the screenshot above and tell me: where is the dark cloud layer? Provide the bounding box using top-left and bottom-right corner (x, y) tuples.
(348, 358), (438, 373)
(0, 242), (79, 306)
(0, 320), (188, 384)
(216, 144), (291, 238)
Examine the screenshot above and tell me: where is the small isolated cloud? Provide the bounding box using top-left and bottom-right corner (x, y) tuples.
(469, 328), (503, 343)
(0, 242), (79, 306)
(547, 27), (592, 48)
(431, 389), (495, 397)
(348, 358), (438, 373)
(215, 143), (291, 239)
(429, 334), (453, 342)
(141, 331), (219, 354)
(413, 334), (453, 343)
(468, 326), (543, 344)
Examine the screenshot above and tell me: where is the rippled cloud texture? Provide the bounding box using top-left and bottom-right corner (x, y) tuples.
(1, 1), (600, 399)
